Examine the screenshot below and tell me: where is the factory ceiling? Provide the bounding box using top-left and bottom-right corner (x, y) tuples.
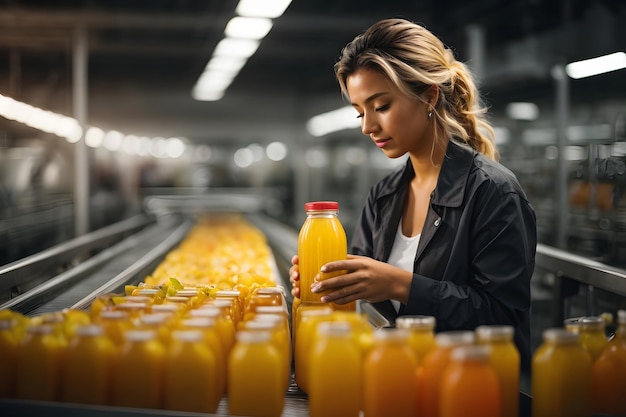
(0, 0), (624, 147)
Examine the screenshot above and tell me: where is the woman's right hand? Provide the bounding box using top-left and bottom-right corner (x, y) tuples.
(289, 255), (300, 298)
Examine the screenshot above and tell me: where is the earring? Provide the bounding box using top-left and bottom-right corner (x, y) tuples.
(428, 110), (432, 118)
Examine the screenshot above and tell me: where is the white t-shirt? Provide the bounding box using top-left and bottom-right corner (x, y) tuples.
(387, 219), (421, 312)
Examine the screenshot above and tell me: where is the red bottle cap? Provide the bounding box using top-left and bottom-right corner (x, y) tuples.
(304, 201), (339, 211)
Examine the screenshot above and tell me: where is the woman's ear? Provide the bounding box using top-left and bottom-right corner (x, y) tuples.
(425, 85), (439, 108)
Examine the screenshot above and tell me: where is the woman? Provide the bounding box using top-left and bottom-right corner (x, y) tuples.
(290, 18), (536, 377)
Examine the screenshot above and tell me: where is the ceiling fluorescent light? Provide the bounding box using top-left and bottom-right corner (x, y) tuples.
(236, 0), (292, 18)
(214, 37), (260, 59)
(307, 106), (361, 137)
(506, 102), (539, 121)
(565, 51), (626, 79)
(206, 56), (247, 73)
(225, 17), (273, 40)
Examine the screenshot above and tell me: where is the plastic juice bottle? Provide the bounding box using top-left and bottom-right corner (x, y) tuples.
(254, 306), (290, 338)
(418, 330), (475, 417)
(215, 290), (243, 326)
(332, 310), (374, 356)
(228, 330), (284, 417)
(308, 321), (361, 417)
(297, 201), (356, 311)
(440, 345), (501, 417)
(577, 316), (608, 361)
(292, 302), (330, 357)
(252, 310), (291, 352)
(16, 324), (66, 401)
(591, 309), (626, 416)
(195, 304), (236, 356)
(199, 301), (237, 355)
(111, 330), (165, 409)
(178, 317), (226, 396)
(115, 301), (150, 321)
(61, 324), (116, 405)
(475, 325), (520, 417)
(395, 315), (437, 366)
(244, 293), (282, 322)
(0, 319), (18, 398)
(163, 330), (220, 414)
(294, 307), (334, 393)
(363, 328), (418, 417)
(531, 328), (592, 417)
(95, 310), (132, 346)
(242, 319), (291, 392)
(138, 313), (173, 347)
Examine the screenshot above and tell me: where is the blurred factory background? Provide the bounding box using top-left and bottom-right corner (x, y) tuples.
(1, 0), (625, 272)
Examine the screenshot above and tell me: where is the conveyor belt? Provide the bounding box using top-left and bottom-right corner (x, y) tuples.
(19, 217), (191, 316)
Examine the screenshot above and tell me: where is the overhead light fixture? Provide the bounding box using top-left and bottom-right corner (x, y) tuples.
(236, 0), (292, 18)
(214, 38), (260, 59)
(506, 102), (539, 121)
(307, 106), (361, 137)
(565, 51), (626, 79)
(225, 17), (273, 40)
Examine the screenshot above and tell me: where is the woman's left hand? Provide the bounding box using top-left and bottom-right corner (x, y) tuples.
(310, 254), (413, 305)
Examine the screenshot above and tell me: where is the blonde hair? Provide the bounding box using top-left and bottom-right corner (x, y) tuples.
(334, 18), (498, 160)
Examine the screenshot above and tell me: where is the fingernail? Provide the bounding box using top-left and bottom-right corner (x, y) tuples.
(311, 283), (321, 293)
(320, 265), (328, 273)
(320, 296), (329, 303)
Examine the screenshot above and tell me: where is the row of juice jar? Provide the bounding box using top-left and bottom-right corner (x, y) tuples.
(0, 283), (293, 416)
(291, 302), (626, 417)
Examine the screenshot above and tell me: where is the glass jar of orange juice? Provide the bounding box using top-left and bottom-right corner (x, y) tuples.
(111, 329), (165, 409)
(396, 315), (436, 367)
(531, 328), (592, 417)
(440, 345), (501, 417)
(16, 324), (66, 402)
(577, 316), (608, 361)
(228, 330), (284, 417)
(591, 309), (626, 416)
(475, 325), (520, 417)
(309, 321), (361, 417)
(298, 201), (355, 311)
(363, 328), (418, 417)
(163, 330), (220, 414)
(0, 319), (19, 398)
(418, 330), (475, 417)
(61, 324), (116, 405)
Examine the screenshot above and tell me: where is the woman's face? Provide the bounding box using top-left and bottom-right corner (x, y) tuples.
(346, 67), (432, 159)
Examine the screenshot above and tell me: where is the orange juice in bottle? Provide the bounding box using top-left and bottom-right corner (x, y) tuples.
(476, 325), (520, 417)
(531, 328), (592, 417)
(576, 316), (608, 361)
(242, 318), (291, 392)
(95, 310), (132, 347)
(331, 310), (374, 355)
(308, 321), (361, 417)
(178, 317), (226, 396)
(418, 330), (475, 417)
(395, 315), (436, 366)
(228, 330), (284, 417)
(0, 319), (19, 398)
(294, 306), (334, 393)
(440, 345), (501, 417)
(591, 309), (626, 416)
(16, 324), (66, 401)
(111, 329), (165, 409)
(163, 330), (220, 414)
(363, 328), (418, 417)
(61, 324), (116, 405)
(298, 201), (355, 311)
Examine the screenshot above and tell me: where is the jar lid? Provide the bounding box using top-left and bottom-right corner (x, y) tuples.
(396, 315), (436, 330)
(305, 201), (339, 211)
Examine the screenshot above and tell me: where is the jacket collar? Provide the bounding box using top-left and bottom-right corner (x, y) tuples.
(376, 140), (475, 208)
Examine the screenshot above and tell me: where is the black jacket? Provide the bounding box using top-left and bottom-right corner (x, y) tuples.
(350, 140), (537, 373)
